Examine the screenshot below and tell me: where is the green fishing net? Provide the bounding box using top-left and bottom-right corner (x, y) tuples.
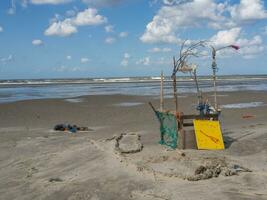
(155, 111), (178, 149)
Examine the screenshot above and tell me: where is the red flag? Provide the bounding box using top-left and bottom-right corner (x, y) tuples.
(230, 45), (240, 50)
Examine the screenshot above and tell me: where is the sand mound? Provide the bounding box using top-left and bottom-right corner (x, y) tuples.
(132, 153), (252, 181)
(99, 134), (252, 182)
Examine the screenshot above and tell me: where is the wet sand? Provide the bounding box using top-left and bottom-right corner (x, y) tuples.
(0, 91), (267, 200)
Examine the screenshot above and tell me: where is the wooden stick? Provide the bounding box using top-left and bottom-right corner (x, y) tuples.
(148, 102), (157, 113)
(213, 68), (218, 110)
(160, 71), (164, 112)
(212, 47), (218, 110)
(173, 76), (178, 113)
(173, 57), (178, 113)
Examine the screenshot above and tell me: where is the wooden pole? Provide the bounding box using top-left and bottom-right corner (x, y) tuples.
(213, 68), (217, 110)
(173, 76), (178, 113)
(211, 47), (218, 110)
(180, 122), (185, 150)
(173, 57), (178, 113)
(160, 71), (164, 112)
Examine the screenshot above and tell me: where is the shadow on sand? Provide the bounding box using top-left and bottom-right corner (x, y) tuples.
(223, 135), (237, 149)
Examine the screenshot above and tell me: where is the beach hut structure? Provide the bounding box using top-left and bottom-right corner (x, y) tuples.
(150, 41), (239, 150)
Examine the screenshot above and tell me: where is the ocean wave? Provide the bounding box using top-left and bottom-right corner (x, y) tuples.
(221, 102), (265, 109)
(0, 75), (267, 103)
(1, 75), (267, 86)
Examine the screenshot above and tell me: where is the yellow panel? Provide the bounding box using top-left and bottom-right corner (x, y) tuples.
(193, 120), (225, 150)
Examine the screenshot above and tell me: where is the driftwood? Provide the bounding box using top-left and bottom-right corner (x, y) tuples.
(172, 57), (178, 113)
(171, 40), (206, 113)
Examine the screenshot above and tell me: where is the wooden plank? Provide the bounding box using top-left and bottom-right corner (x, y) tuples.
(183, 123), (194, 127)
(193, 119), (224, 150)
(181, 114), (219, 120)
(179, 129), (185, 150)
(160, 71), (164, 112)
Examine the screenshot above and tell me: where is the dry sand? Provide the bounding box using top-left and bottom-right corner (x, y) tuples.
(0, 91), (267, 200)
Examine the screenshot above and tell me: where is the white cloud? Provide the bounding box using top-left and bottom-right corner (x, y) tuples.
(148, 47), (171, 53)
(119, 32), (128, 38)
(53, 65), (82, 72)
(20, 0), (28, 7)
(210, 27), (241, 47)
(140, 0), (227, 43)
(54, 65), (68, 72)
(72, 8), (107, 26)
(157, 56), (170, 65)
(0, 55), (13, 65)
(162, 47), (171, 52)
(66, 55), (72, 60)
(7, 0), (16, 15)
(136, 57), (150, 66)
(32, 39), (43, 46)
(81, 57), (90, 63)
(149, 0), (189, 7)
(0, 26), (3, 32)
(65, 9), (76, 17)
(162, 0), (175, 5)
(162, 0), (190, 6)
(210, 28), (264, 59)
(124, 53), (130, 59)
(120, 59), (128, 66)
(229, 0), (267, 22)
(237, 35), (262, 46)
(45, 19), (77, 37)
(45, 8), (106, 37)
(30, 0), (73, 4)
(81, 0), (122, 7)
(141, 0), (267, 44)
(105, 37), (116, 44)
(149, 47), (161, 53)
(120, 53), (130, 66)
(238, 45), (264, 59)
(105, 25), (114, 33)
(236, 35), (264, 59)
(49, 14), (62, 23)
(7, 0), (74, 12)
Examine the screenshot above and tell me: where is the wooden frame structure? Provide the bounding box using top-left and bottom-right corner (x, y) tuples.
(175, 112), (219, 149)
(150, 40), (220, 149)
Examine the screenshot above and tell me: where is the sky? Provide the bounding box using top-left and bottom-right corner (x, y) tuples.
(0, 0), (267, 79)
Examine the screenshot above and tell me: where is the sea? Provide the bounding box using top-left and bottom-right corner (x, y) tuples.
(0, 75), (267, 104)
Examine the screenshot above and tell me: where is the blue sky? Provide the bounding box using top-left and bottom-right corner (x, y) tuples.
(0, 0), (267, 79)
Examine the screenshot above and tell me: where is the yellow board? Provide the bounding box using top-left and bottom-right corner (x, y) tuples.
(193, 120), (225, 150)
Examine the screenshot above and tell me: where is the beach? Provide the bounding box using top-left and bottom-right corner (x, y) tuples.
(2, 0), (267, 198)
(0, 90), (267, 200)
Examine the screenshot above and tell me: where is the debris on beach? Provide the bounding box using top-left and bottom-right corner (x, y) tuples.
(131, 153), (252, 181)
(242, 114), (255, 119)
(187, 163), (252, 181)
(53, 124), (93, 133)
(26, 167), (38, 178)
(49, 177), (63, 182)
(115, 133), (143, 154)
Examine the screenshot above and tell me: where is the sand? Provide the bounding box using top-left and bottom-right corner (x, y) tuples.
(0, 91), (267, 200)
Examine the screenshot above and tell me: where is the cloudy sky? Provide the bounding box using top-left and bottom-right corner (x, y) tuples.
(0, 0), (267, 79)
